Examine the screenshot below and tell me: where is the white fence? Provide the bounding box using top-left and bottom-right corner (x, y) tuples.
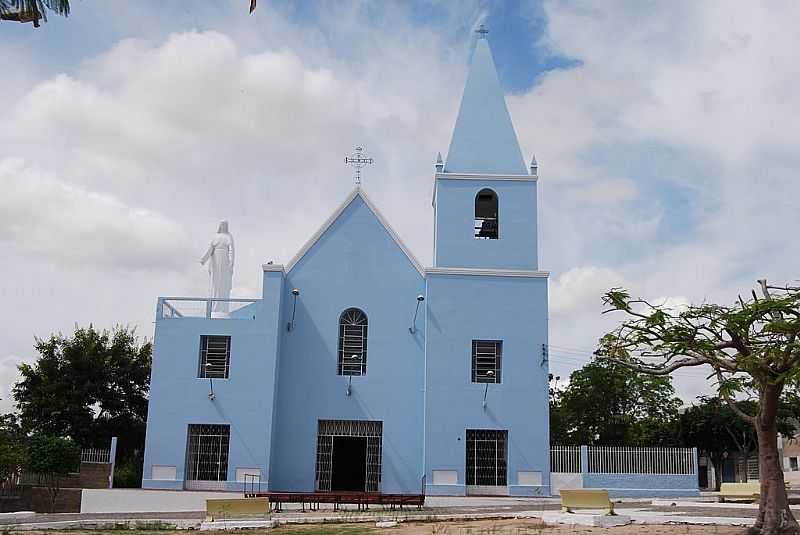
(159, 297), (258, 319)
(81, 447), (111, 464)
(551, 446), (581, 473)
(551, 446), (697, 475)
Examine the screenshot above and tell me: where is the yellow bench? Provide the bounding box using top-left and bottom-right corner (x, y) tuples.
(205, 497), (271, 521)
(560, 489), (615, 515)
(719, 482), (760, 503)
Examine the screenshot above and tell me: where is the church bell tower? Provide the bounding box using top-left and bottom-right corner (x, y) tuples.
(433, 28), (538, 271)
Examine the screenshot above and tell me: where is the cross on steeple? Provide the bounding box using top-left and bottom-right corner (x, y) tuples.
(476, 24), (488, 38)
(344, 146), (374, 185)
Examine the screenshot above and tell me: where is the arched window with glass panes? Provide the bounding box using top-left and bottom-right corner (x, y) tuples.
(338, 308), (368, 376)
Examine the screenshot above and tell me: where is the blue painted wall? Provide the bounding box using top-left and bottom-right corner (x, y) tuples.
(583, 473), (700, 498)
(424, 273), (549, 496)
(269, 195), (426, 493)
(142, 292), (282, 490)
(434, 178), (538, 270)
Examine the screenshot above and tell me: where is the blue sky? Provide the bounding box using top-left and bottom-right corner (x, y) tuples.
(1, 1), (799, 410)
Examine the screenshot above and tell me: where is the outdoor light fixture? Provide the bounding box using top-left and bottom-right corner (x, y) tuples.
(482, 370), (495, 409)
(206, 362), (216, 401)
(408, 294), (425, 333)
(287, 288), (300, 331)
(345, 354), (360, 396)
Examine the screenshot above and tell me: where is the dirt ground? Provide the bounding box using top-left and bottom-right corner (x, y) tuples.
(10, 518), (746, 535)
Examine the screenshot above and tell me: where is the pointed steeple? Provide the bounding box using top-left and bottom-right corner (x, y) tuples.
(444, 29), (526, 175)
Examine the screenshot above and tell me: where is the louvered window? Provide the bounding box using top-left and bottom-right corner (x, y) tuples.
(338, 308), (367, 376)
(472, 340), (502, 383)
(198, 335), (230, 379)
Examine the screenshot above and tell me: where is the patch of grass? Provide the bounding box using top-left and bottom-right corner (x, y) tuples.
(274, 524), (377, 535)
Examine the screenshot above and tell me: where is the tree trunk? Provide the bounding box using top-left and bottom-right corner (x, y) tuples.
(746, 384), (799, 535)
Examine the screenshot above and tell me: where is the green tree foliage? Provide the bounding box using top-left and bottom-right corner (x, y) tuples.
(681, 396), (798, 490)
(549, 359), (682, 446)
(0, 414), (28, 495)
(28, 435), (80, 512)
(0, 0), (69, 27)
(596, 281), (800, 535)
(13, 325), (151, 478)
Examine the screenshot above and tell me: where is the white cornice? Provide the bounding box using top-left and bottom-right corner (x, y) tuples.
(432, 171), (538, 206)
(261, 264), (286, 273)
(285, 187), (426, 277)
(425, 267), (549, 278)
(436, 172), (538, 182)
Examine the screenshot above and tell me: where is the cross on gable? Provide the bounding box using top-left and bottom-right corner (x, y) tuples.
(344, 146), (374, 185)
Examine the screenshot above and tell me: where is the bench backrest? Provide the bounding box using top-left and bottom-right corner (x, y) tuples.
(206, 497), (270, 521)
(720, 482), (760, 496)
(560, 489), (611, 508)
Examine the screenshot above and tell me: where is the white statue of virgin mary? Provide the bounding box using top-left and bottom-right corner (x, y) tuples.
(200, 221), (235, 315)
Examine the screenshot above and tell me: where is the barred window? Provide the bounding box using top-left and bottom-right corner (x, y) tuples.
(198, 335), (230, 379)
(472, 340), (502, 383)
(185, 424), (230, 482)
(475, 188), (499, 239)
(466, 429), (508, 486)
(338, 308), (367, 376)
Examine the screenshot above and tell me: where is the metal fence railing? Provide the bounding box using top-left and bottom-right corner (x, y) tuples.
(159, 297), (258, 319)
(587, 446), (696, 475)
(551, 446), (581, 473)
(81, 447), (111, 464)
(551, 446), (697, 475)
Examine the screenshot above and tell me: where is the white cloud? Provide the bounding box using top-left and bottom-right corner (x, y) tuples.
(0, 159), (190, 270)
(1, 1), (798, 412)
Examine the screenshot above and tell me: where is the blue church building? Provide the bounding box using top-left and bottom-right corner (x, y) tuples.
(142, 33), (550, 497)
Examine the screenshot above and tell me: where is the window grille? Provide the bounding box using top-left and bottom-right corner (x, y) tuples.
(185, 424), (230, 483)
(198, 335), (230, 379)
(338, 308), (368, 376)
(472, 340), (502, 383)
(474, 188), (499, 239)
(315, 420), (382, 492)
(466, 429), (508, 486)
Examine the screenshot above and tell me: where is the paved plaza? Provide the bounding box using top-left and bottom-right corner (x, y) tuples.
(2, 495), (796, 532)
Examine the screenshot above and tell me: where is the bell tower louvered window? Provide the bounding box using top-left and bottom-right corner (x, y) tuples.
(475, 188), (499, 239)
(338, 308), (368, 376)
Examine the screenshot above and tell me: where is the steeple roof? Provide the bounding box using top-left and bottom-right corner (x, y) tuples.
(444, 34), (527, 175)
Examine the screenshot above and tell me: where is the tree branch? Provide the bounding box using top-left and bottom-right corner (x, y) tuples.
(716, 370), (757, 425)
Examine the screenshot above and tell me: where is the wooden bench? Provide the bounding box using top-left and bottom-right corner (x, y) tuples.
(205, 497), (270, 521)
(719, 482), (760, 503)
(245, 491), (425, 512)
(560, 489), (615, 515)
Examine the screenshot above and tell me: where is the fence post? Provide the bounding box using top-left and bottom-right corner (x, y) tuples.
(109, 436), (118, 489)
(580, 445), (589, 481)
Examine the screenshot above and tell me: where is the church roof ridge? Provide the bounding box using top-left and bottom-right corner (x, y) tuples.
(285, 187), (425, 276)
(444, 33), (527, 175)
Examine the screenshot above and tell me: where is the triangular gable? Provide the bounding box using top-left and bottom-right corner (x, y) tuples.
(285, 187), (425, 276)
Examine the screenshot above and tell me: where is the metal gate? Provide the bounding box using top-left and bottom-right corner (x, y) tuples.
(466, 429), (508, 486)
(185, 424), (230, 490)
(315, 420), (382, 492)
